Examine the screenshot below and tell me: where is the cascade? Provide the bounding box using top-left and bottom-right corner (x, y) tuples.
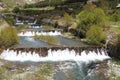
(18, 31), (61, 36)
(0, 48), (110, 62)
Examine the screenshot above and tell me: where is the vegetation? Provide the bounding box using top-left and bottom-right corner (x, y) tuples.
(86, 25), (106, 45)
(93, 0), (109, 12)
(43, 25), (55, 30)
(4, 17), (14, 26)
(76, 2), (107, 38)
(0, 27), (19, 48)
(34, 63), (53, 80)
(34, 35), (60, 45)
(0, 62), (53, 80)
(22, 7), (55, 11)
(12, 7), (20, 13)
(111, 26), (120, 34)
(116, 76), (120, 80)
(16, 25), (29, 31)
(110, 11), (120, 22)
(57, 12), (74, 32)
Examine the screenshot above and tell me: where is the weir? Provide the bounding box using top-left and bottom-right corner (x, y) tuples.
(19, 29), (62, 32)
(0, 46), (110, 62)
(18, 30), (61, 36)
(0, 27), (110, 62)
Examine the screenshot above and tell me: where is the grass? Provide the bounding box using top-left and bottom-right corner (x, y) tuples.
(22, 7), (55, 11)
(110, 22), (120, 34)
(0, 62), (53, 80)
(0, 26), (19, 48)
(34, 35), (60, 45)
(112, 58), (120, 65)
(1, 0), (30, 8)
(0, 21), (3, 25)
(42, 25), (55, 30)
(116, 76), (120, 80)
(111, 27), (120, 34)
(1, 0), (16, 8)
(16, 25), (29, 31)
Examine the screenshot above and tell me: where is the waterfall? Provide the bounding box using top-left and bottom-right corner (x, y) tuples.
(0, 48), (110, 62)
(18, 31), (61, 36)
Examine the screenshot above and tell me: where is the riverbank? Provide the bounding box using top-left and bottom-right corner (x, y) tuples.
(108, 60), (120, 80)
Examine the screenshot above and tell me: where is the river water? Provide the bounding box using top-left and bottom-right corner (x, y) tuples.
(0, 27), (111, 80)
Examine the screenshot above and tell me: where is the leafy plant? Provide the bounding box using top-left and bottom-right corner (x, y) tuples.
(110, 11), (120, 22)
(86, 25), (106, 45)
(76, 2), (107, 37)
(0, 27), (19, 48)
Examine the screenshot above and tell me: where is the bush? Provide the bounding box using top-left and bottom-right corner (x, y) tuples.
(0, 27), (19, 48)
(76, 2), (107, 37)
(86, 25), (106, 45)
(12, 7), (20, 13)
(110, 11), (120, 22)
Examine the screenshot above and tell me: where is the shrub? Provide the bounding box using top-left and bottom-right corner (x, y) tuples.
(0, 27), (19, 48)
(110, 11), (120, 22)
(76, 2), (107, 37)
(86, 25), (106, 45)
(12, 7), (20, 13)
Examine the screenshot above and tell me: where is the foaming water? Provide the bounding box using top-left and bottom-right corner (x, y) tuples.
(0, 49), (110, 62)
(18, 31), (61, 36)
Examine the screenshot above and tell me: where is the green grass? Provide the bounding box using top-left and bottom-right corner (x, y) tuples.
(111, 26), (120, 34)
(1, 0), (16, 8)
(42, 25), (55, 30)
(113, 58), (120, 65)
(16, 25), (29, 31)
(116, 76), (120, 80)
(0, 21), (3, 25)
(0, 26), (19, 48)
(110, 22), (120, 34)
(22, 7), (55, 11)
(1, 0), (30, 8)
(34, 35), (60, 45)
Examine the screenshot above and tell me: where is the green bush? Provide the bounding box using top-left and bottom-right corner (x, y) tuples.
(76, 2), (107, 37)
(110, 11), (120, 22)
(86, 25), (106, 45)
(12, 7), (20, 13)
(0, 27), (19, 48)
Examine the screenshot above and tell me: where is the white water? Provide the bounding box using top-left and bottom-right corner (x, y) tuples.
(18, 31), (61, 36)
(0, 49), (110, 62)
(29, 25), (42, 29)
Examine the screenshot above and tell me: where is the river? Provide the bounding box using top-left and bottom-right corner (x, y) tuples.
(0, 27), (111, 80)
